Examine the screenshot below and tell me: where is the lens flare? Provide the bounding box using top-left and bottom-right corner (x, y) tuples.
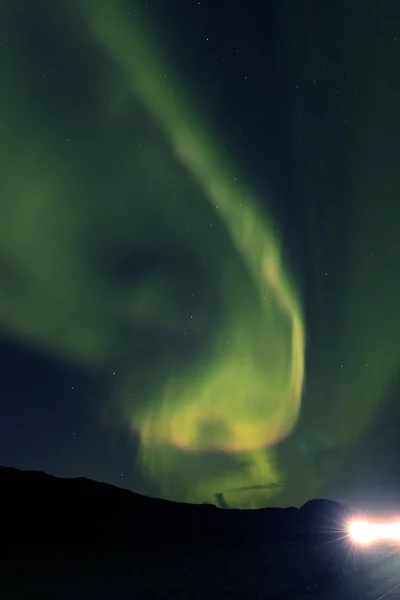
(348, 519), (400, 544)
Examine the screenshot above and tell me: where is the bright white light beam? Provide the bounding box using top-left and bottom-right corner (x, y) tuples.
(348, 519), (400, 544)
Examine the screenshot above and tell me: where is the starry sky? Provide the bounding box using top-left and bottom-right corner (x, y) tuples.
(0, 0), (399, 510)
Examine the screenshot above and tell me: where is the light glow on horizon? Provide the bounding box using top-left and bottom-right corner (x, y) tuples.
(348, 518), (400, 544)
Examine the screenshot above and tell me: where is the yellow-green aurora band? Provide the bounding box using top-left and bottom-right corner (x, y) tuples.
(83, 1), (305, 506)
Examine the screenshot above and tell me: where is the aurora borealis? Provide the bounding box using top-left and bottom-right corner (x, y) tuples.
(1, 0), (399, 510)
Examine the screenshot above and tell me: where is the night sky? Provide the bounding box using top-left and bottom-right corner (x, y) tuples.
(1, 0), (399, 510)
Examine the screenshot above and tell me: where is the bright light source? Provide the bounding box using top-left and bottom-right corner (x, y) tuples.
(348, 519), (400, 544)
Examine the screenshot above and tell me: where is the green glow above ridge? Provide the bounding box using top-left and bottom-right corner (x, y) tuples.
(83, 0), (305, 505)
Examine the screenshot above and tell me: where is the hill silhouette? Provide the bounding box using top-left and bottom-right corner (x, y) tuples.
(1, 466), (350, 555)
(7, 468), (393, 600)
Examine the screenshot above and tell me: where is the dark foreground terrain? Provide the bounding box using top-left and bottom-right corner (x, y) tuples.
(1, 466), (399, 599)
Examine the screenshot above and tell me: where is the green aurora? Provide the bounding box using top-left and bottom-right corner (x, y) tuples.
(0, 0), (399, 508)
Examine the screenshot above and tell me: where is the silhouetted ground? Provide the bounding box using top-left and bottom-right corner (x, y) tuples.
(1, 466), (399, 599)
